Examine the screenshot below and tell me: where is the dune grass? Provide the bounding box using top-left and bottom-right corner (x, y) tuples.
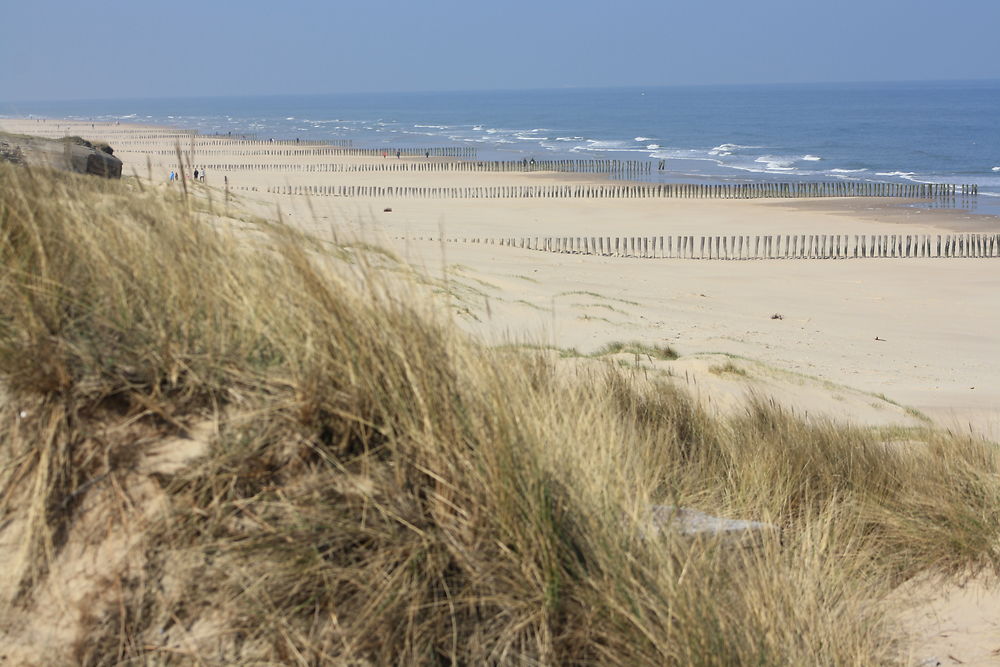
(595, 340), (680, 361)
(710, 361), (748, 377)
(1, 164), (999, 664)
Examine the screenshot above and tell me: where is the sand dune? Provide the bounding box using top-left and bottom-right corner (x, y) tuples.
(3, 116), (1000, 663)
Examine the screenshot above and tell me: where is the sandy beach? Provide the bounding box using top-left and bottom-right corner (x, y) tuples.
(4, 117), (1000, 664)
(4, 117), (998, 443)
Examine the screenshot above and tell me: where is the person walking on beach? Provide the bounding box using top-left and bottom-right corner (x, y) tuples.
(425, 150), (430, 159)
(396, 150), (401, 159)
(382, 150), (387, 159)
(194, 168), (199, 180)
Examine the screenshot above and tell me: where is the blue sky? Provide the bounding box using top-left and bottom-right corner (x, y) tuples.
(3, 0), (999, 102)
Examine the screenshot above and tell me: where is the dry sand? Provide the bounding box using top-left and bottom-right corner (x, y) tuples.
(4, 118), (997, 438)
(896, 575), (1000, 666)
(2, 118), (999, 661)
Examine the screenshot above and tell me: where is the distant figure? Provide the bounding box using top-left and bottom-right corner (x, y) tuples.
(382, 150), (387, 159)
(194, 168), (199, 180)
(425, 150), (430, 159)
(224, 175), (229, 187)
(658, 159), (665, 170)
(200, 168), (206, 181)
(529, 157), (535, 167)
(396, 150), (401, 159)
(169, 170), (175, 182)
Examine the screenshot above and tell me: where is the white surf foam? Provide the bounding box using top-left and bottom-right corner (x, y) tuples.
(755, 156), (796, 170)
(585, 139), (631, 148)
(830, 168), (868, 173)
(992, 166), (1000, 172)
(634, 136), (654, 142)
(802, 155), (822, 161)
(709, 143), (760, 156)
(875, 171), (915, 177)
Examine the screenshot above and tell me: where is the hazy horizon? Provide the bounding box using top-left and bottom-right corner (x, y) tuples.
(5, 77), (1000, 107)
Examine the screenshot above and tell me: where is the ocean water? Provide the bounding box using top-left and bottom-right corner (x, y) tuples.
(4, 80), (1000, 214)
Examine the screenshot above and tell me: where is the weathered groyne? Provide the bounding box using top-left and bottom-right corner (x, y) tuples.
(259, 182), (977, 199)
(416, 233), (999, 259)
(171, 159), (651, 175)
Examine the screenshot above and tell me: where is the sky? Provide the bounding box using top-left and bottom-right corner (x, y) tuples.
(3, 0), (999, 102)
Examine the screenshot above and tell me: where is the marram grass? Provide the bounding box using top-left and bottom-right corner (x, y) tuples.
(0, 164), (998, 664)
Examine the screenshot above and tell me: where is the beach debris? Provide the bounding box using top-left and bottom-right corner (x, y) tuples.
(383, 207), (392, 212)
(644, 505), (778, 545)
(770, 313), (783, 320)
(874, 336), (886, 341)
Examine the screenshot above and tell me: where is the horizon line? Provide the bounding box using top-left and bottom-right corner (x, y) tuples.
(3, 77), (999, 107)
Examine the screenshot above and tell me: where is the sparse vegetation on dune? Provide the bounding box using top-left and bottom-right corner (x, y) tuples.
(1, 164), (999, 664)
(595, 340), (679, 361)
(710, 360), (748, 377)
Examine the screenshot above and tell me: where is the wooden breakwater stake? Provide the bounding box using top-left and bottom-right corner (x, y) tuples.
(263, 181), (977, 200)
(441, 232), (1000, 260)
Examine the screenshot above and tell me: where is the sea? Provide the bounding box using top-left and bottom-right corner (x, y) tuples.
(4, 80), (1000, 215)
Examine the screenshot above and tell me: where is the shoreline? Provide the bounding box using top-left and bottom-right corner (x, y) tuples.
(7, 113), (999, 216)
(2, 116), (998, 443)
